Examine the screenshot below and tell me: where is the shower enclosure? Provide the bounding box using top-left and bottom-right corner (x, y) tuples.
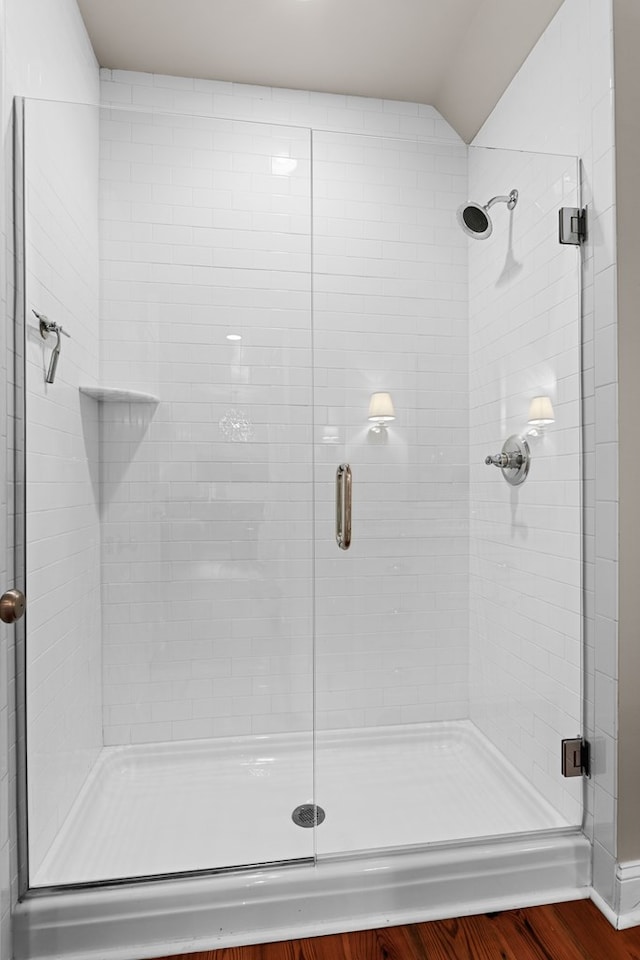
(13, 93), (586, 949)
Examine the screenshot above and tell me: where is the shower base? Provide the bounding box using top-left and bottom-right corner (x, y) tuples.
(17, 719), (590, 960)
(33, 720), (573, 887)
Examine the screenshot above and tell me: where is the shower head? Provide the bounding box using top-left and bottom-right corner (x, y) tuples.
(457, 188), (518, 239)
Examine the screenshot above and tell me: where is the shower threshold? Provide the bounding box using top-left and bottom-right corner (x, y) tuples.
(32, 719), (574, 887)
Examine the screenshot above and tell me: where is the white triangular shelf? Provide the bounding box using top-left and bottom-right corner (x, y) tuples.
(79, 386), (159, 403)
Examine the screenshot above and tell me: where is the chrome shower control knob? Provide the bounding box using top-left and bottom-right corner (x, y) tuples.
(484, 435), (531, 486)
(486, 451), (524, 469)
(485, 453), (509, 467)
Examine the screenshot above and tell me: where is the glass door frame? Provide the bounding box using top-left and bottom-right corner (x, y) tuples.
(13, 95), (30, 901)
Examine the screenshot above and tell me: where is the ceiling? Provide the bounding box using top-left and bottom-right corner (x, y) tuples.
(76, 0), (565, 143)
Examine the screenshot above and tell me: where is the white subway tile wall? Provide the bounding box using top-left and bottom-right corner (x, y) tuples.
(99, 71), (459, 143)
(97, 73), (586, 806)
(24, 101), (103, 879)
(99, 108), (315, 745)
(472, 0), (617, 902)
(2, 0), (99, 940)
(312, 130), (469, 736)
(467, 146), (582, 824)
(97, 81), (470, 743)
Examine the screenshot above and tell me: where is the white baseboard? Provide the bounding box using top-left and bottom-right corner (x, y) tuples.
(590, 887), (619, 927)
(589, 860), (640, 930)
(613, 860), (640, 929)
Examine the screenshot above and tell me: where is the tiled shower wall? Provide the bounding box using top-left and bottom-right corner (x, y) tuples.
(467, 145), (583, 824)
(24, 100), (102, 879)
(472, 0), (618, 906)
(312, 130), (468, 730)
(99, 111), (315, 744)
(1, 0), (99, 943)
(98, 74), (468, 743)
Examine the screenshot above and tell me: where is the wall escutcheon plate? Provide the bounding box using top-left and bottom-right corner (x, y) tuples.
(484, 434), (531, 486)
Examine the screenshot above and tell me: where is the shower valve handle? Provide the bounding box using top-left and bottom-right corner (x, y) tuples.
(484, 435), (531, 487)
(485, 452), (523, 469)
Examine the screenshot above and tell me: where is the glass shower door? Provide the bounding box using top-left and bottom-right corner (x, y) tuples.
(312, 132), (583, 856)
(312, 128), (471, 855)
(20, 99), (316, 888)
(466, 145), (583, 832)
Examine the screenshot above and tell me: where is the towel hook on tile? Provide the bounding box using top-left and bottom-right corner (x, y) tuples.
(33, 309), (71, 384)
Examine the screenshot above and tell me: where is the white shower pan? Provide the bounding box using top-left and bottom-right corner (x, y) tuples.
(33, 720), (570, 885)
(16, 721), (590, 960)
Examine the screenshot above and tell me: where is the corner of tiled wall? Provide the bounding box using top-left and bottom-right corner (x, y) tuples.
(587, 0), (618, 911)
(1, 0), (100, 954)
(472, 0), (618, 911)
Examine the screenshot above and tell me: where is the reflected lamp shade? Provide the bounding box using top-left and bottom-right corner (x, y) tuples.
(368, 392), (396, 422)
(527, 396), (555, 426)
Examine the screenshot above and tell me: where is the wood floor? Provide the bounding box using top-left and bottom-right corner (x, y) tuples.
(157, 900), (640, 960)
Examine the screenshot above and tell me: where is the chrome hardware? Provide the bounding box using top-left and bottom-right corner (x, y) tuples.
(562, 737), (590, 778)
(486, 188), (518, 211)
(484, 434), (530, 486)
(485, 452), (511, 468)
(457, 189), (518, 239)
(34, 309), (71, 384)
(335, 463), (352, 550)
(559, 206), (587, 245)
(0, 588), (25, 624)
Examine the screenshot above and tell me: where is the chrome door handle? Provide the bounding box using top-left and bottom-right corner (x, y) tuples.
(335, 463), (352, 550)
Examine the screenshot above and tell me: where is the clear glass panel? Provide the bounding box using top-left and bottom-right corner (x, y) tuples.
(312, 134), (582, 857)
(24, 100), (314, 886)
(467, 146), (583, 829)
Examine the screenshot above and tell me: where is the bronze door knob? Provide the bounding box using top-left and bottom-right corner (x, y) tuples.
(0, 588), (25, 624)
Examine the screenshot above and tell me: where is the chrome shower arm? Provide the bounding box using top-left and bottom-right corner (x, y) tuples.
(485, 189), (519, 211)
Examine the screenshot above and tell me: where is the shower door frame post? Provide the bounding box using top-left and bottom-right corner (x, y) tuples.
(12, 96), (30, 902)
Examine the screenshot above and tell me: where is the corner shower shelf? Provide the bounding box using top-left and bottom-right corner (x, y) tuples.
(79, 386), (159, 403)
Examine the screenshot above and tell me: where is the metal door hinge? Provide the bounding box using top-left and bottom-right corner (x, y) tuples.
(561, 737), (591, 778)
(559, 206), (587, 245)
